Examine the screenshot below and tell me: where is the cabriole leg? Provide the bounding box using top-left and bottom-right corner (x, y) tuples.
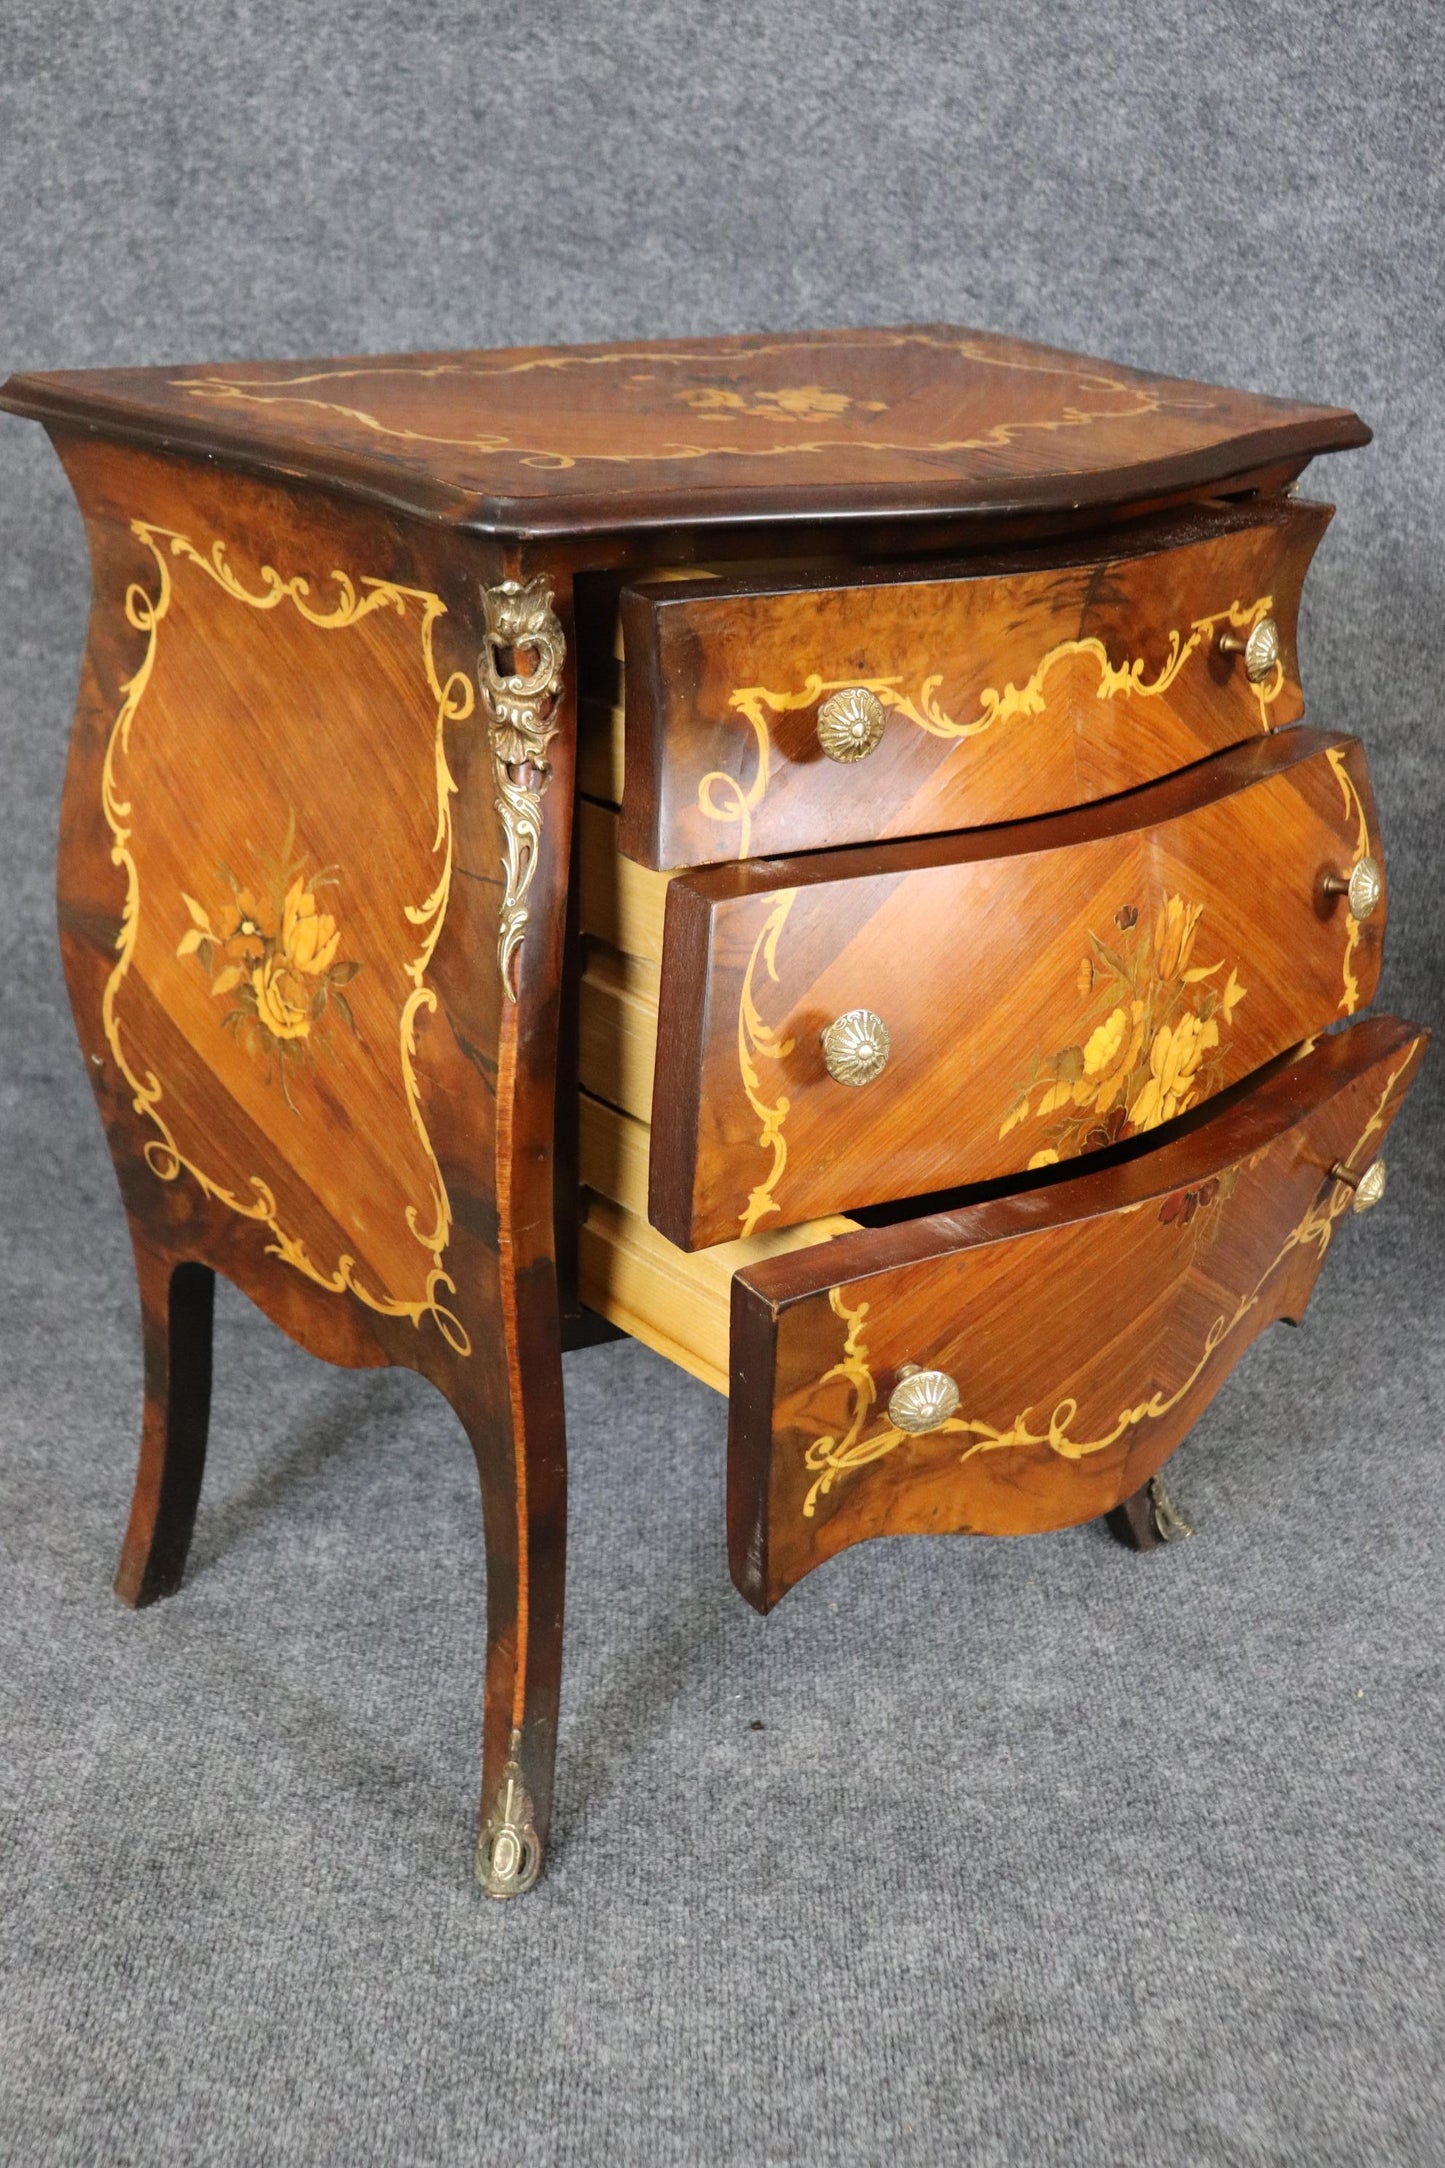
(458, 1368), (566, 1901)
(114, 1237), (215, 1608)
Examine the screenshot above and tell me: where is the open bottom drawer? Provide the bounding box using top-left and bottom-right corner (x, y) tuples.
(724, 1015), (1426, 1610)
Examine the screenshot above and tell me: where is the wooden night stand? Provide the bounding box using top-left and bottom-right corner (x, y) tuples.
(0, 326), (1425, 1897)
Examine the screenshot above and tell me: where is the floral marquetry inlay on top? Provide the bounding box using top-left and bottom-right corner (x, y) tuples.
(1, 326), (1370, 534)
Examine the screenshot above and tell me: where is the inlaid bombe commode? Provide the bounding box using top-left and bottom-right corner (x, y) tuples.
(1, 326), (1426, 1898)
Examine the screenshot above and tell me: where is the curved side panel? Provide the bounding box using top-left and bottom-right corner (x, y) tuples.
(729, 1016), (1427, 1612)
(52, 429), (507, 1371)
(49, 429), (575, 1886)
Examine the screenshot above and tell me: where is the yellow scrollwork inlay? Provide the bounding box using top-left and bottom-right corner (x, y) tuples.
(736, 890), (798, 1237)
(101, 521), (475, 1353)
(172, 332), (1193, 474)
(707, 600), (1284, 859)
(1327, 745), (1372, 1017)
(800, 1054), (1412, 1517)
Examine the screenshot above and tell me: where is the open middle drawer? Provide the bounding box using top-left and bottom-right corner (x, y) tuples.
(579, 727), (1385, 1250)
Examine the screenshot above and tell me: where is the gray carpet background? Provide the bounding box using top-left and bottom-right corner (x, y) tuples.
(2, 5), (1443, 2163)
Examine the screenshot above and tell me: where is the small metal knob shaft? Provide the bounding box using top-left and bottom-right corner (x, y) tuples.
(887, 1362), (962, 1435)
(820, 1008), (891, 1087)
(816, 686), (886, 763)
(1217, 615), (1281, 682)
(1323, 854), (1383, 921)
(1330, 1156), (1387, 1213)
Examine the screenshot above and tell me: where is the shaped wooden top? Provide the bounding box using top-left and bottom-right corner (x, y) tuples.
(0, 324), (1368, 541)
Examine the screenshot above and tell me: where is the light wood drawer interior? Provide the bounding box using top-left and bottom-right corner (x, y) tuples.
(575, 800), (670, 1122)
(574, 804), (856, 1389)
(576, 1096), (857, 1393)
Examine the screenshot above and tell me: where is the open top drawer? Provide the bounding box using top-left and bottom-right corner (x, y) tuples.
(726, 1014), (1427, 1611)
(616, 499), (1332, 869)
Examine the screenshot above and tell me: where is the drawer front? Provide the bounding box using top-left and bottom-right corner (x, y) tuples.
(618, 500), (1330, 869)
(649, 730), (1384, 1249)
(727, 1015), (1427, 1611)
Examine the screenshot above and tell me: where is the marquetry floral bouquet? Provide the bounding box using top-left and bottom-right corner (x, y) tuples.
(999, 892), (1247, 1167)
(176, 819), (361, 1105)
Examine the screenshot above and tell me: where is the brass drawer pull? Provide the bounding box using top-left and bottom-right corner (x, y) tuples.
(1331, 1156), (1387, 1212)
(820, 1007), (891, 1086)
(816, 686), (886, 763)
(888, 1363), (962, 1435)
(1217, 615), (1281, 681)
(1323, 854), (1383, 921)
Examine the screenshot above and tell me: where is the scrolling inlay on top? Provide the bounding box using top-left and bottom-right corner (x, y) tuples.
(167, 331), (1205, 474)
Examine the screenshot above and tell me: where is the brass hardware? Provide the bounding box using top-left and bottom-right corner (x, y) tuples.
(1323, 854), (1383, 922)
(481, 578), (567, 1001)
(1217, 615), (1281, 682)
(820, 1007), (891, 1086)
(887, 1361), (961, 1435)
(1147, 1475), (1193, 1543)
(1331, 1155), (1388, 1213)
(476, 1728), (542, 1898)
(816, 685), (886, 763)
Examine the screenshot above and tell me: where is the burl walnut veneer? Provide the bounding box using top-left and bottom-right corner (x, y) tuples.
(0, 326), (1422, 1898)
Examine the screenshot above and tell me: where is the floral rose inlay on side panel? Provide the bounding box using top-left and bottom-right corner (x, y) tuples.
(177, 814), (362, 1107)
(999, 894), (1247, 1167)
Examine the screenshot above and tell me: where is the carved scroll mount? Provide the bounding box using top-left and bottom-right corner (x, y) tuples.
(480, 577), (566, 1001)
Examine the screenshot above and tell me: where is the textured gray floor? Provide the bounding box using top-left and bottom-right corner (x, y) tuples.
(2, 4), (1444, 2164)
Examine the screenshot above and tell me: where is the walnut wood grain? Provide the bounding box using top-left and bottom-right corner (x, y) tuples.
(728, 1015), (1427, 1612)
(649, 729), (1386, 1249)
(618, 499), (1332, 868)
(49, 430), (573, 1884)
(5, 322), (1389, 1902)
(1, 326), (1368, 540)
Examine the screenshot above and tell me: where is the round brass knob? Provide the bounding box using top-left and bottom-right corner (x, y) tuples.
(1331, 1156), (1387, 1213)
(1217, 615), (1281, 682)
(887, 1362), (962, 1436)
(1323, 854), (1383, 921)
(816, 686), (886, 763)
(820, 1007), (891, 1086)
